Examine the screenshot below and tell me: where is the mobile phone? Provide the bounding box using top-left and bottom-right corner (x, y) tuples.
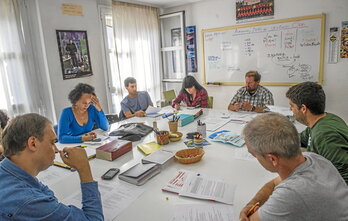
(92, 138), (102, 142)
(101, 168), (120, 180)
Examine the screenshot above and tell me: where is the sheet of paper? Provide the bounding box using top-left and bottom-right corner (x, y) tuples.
(162, 170), (199, 194)
(180, 173), (236, 205)
(171, 204), (236, 221)
(37, 165), (74, 186)
(62, 179), (145, 221)
(232, 147), (257, 162)
(200, 116), (231, 131)
(146, 106), (161, 114)
(266, 105), (292, 116)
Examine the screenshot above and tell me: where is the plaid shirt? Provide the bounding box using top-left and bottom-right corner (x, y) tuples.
(230, 85), (274, 109)
(172, 89), (208, 108)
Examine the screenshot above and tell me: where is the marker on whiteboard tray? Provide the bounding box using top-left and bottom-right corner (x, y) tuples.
(207, 82), (221, 85)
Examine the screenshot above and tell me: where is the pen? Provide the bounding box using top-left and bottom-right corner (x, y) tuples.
(246, 202), (260, 217)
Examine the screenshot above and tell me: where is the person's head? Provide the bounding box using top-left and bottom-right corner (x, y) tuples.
(181, 75), (204, 96)
(2, 113), (58, 171)
(124, 77), (137, 96)
(245, 71), (261, 93)
(243, 113), (301, 172)
(0, 109), (9, 129)
(286, 82), (325, 124)
(68, 83), (96, 112)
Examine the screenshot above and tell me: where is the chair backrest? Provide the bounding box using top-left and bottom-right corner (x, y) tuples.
(208, 96), (214, 108)
(106, 114), (120, 124)
(163, 90), (176, 102)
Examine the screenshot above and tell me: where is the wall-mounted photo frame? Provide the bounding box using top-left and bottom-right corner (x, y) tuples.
(56, 30), (93, 80)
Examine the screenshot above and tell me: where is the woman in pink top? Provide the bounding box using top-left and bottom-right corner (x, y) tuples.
(172, 75), (208, 110)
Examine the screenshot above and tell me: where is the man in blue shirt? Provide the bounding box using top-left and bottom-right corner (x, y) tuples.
(0, 113), (103, 220)
(121, 77), (153, 118)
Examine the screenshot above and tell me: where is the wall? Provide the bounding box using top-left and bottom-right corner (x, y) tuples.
(36, 0), (108, 120)
(163, 0), (348, 121)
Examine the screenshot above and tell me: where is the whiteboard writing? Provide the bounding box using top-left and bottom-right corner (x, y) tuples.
(203, 15), (325, 84)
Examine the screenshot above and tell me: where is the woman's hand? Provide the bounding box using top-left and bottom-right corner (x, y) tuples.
(174, 103), (180, 110)
(81, 132), (97, 141)
(91, 96), (102, 112)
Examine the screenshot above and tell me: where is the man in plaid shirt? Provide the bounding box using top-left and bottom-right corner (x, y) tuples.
(228, 71), (274, 113)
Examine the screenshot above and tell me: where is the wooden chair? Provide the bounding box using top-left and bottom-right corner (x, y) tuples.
(208, 96), (214, 108)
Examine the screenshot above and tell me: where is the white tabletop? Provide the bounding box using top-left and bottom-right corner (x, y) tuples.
(47, 107), (304, 221)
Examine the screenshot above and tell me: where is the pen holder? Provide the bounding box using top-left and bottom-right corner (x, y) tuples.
(194, 137), (203, 149)
(197, 124), (207, 138)
(156, 131), (170, 145)
(168, 121), (178, 132)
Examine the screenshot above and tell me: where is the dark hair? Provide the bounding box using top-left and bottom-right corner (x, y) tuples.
(0, 110), (9, 129)
(2, 113), (51, 157)
(124, 77), (136, 87)
(245, 71), (261, 82)
(180, 75), (205, 97)
(68, 83), (96, 105)
(243, 113), (301, 158)
(286, 81), (325, 115)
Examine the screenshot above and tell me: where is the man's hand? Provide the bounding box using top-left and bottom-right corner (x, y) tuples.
(134, 110), (146, 117)
(228, 102), (241, 111)
(59, 147), (93, 182)
(242, 101), (253, 111)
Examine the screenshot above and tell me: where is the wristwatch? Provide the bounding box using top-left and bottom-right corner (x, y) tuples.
(251, 106), (256, 111)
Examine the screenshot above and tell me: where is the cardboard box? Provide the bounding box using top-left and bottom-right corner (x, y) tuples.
(96, 139), (132, 161)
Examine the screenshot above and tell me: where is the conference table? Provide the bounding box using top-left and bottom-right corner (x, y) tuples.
(42, 107), (304, 221)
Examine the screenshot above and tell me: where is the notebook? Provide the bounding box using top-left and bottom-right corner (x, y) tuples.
(137, 141), (162, 155)
(119, 163), (161, 186)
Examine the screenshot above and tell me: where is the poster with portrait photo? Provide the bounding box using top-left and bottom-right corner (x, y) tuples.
(56, 30), (93, 80)
(236, 0), (274, 23)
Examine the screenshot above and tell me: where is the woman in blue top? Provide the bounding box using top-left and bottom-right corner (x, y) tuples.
(58, 83), (109, 143)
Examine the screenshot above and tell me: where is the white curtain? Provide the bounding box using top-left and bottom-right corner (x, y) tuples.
(0, 0), (55, 121)
(112, 1), (161, 107)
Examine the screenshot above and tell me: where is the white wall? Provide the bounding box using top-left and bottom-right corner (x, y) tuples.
(36, 0), (108, 120)
(164, 0), (348, 121)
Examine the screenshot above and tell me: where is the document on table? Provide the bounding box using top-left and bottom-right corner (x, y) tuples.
(266, 105), (292, 116)
(201, 116), (231, 131)
(180, 173), (236, 205)
(171, 204), (236, 221)
(37, 165), (74, 186)
(62, 179), (145, 221)
(232, 147), (257, 162)
(146, 106), (161, 114)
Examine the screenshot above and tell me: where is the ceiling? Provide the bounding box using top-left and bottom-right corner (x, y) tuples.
(119, 0), (204, 8)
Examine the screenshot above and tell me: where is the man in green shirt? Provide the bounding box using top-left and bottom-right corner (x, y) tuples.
(286, 82), (348, 184)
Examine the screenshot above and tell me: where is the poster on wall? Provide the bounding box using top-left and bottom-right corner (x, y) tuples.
(340, 21), (348, 58)
(171, 26), (198, 73)
(236, 0), (274, 23)
(56, 30), (93, 80)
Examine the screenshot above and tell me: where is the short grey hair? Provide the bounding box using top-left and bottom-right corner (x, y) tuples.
(2, 113), (51, 157)
(243, 113), (301, 158)
(124, 77), (136, 87)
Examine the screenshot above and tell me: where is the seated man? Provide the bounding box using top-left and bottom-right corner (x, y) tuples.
(228, 71), (274, 113)
(286, 81), (348, 184)
(121, 77), (153, 118)
(240, 113), (348, 221)
(0, 113), (103, 220)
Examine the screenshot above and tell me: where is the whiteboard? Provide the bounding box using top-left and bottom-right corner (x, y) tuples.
(202, 14), (325, 85)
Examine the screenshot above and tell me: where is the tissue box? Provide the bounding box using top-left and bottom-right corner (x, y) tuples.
(96, 139), (132, 161)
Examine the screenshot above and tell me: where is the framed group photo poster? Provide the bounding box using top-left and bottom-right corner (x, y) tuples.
(56, 30), (93, 80)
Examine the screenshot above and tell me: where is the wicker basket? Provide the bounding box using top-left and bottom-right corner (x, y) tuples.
(175, 148), (205, 164)
(169, 132), (183, 142)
